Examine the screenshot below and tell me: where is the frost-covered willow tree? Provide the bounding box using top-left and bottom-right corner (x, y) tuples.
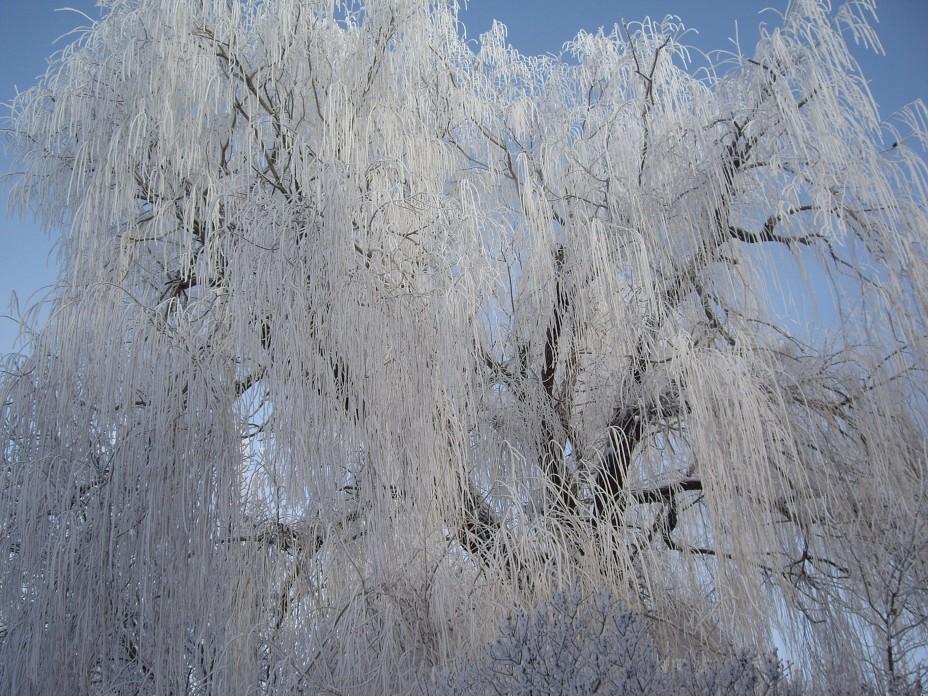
(2, 0), (927, 693)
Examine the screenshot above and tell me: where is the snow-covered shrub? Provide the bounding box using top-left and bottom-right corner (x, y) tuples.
(434, 590), (797, 695)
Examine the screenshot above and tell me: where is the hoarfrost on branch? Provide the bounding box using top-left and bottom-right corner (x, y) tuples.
(1, 0), (927, 692)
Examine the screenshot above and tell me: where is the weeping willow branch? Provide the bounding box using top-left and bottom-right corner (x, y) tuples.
(2, 0), (927, 693)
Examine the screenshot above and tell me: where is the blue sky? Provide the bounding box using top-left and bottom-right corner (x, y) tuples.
(1, 0), (926, 354)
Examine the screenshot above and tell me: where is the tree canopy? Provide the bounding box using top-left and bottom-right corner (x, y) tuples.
(2, 0), (927, 693)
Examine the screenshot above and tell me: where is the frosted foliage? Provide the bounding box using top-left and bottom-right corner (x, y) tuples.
(436, 591), (796, 695)
(0, 0), (926, 693)
(438, 591), (922, 695)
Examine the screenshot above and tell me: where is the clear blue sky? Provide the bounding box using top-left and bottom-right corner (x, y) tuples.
(1, 0), (926, 354)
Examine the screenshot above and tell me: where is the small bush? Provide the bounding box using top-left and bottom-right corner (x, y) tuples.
(434, 591), (799, 696)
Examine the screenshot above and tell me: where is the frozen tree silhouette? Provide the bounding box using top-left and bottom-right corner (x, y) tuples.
(1, 0), (926, 693)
